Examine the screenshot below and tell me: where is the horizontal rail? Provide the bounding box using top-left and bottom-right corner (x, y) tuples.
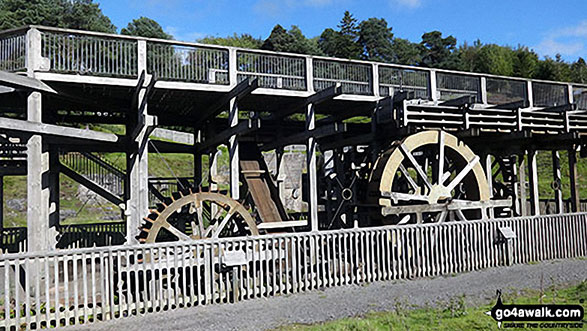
(5, 25), (583, 107)
(0, 213), (584, 329)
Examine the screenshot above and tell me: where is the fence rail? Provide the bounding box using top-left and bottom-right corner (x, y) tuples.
(3, 25), (582, 109)
(0, 213), (584, 329)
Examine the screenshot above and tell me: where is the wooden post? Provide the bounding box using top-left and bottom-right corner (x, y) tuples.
(528, 150), (540, 216)
(26, 28), (56, 251)
(125, 40), (150, 244)
(569, 147), (580, 213)
(228, 97), (239, 200)
(484, 154), (494, 218)
(518, 155), (527, 216)
(306, 103), (318, 231)
(552, 151), (563, 214)
(429, 70), (438, 104)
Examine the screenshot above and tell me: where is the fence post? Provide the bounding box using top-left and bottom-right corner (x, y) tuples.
(306, 57), (314, 93)
(429, 70), (438, 104)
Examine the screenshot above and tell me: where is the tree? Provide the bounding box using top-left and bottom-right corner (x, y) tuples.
(318, 11), (361, 59)
(262, 24), (321, 55)
(358, 18), (393, 62)
(512, 46), (539, 78)
(199, 33), (263, 49)
(456, 40), (482, 72)
(474, 44), (515, 76)
(0, 0), (115, 33)
(121, 17), (172, 39)
(570, 58), (587, 84)
(419, 31), (458, 69)
(390, 38), (421, 65)
(535, 54), (572, 82)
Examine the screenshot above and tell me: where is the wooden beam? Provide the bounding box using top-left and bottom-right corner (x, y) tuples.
(193, 78), (258, 128)
(488, 99), (528, 110)
(261, 122), (346, 151)
(0, 70), (56, 94)
(439, 95), (476, 107)
(266, 83), (343, 121)
(0, 117), (119, 142)
(198, 118), (260, 152)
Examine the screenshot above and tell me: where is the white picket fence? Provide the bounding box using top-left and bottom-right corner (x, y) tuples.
(0, 213), (585, 329)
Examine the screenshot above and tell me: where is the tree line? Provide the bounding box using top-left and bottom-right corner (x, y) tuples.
(1, 1), (585, 84)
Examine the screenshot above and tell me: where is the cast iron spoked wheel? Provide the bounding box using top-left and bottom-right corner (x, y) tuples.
(368, 130), (490, 225)
(137, 189), (259, 244)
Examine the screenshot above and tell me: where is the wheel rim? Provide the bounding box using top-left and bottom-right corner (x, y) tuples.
(369, 130), (490, 224)
(139, 191), (259, 244)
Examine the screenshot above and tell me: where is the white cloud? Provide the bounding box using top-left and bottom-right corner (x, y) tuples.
(165, 26), (205, 42)
(534, 20), (587, 58)
(391, 0), (422, 8)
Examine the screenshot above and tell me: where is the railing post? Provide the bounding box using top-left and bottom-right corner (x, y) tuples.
(229, 48), (238, 87)
(526, 81), (534, 108)
(306, 57), (314, 93)
(26, 27), (49, 73)
(567, 84), (574, 105)
(137, 40), (147, 75)
(372, 63), (380, 97)
(480, 76), (488, 104)
(528, 149), (540, 216)
(428, 70), (438, 104)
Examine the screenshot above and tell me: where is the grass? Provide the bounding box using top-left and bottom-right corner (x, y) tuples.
(279, 281), (587, 331)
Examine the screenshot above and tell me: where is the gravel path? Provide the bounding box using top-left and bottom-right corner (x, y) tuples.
(68, 258), (587, 331)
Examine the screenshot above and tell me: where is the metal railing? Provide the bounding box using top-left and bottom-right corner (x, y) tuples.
(4, 25), (584, 109)
(378, 66), (429, 98)
(59, 152), (126, 197)
(0, 29), (27, 72)
(148, 177), (194, 206)
(0, 227), (27, 253)
(41, 31), (138, 77)
(148, 42), (229, 84)
(56, 222), (126, 249)
(486, 77), (527, 105)
(313, 59), (372, 95)
(0, 213), (584, 329)
(237, 51), (306, 90)
(436, 72), (480, 101)
(532, 82), (568, 107)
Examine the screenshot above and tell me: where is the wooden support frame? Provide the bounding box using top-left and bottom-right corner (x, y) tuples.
(261, 122), (346, 151)
(569, 147), (580, 212)
(198, 119), (260, 153)
(193, 78), (258, 129)
(552, 150), (563, 214)
(528, 149), (540, 216)
(306, 102), (318, 231)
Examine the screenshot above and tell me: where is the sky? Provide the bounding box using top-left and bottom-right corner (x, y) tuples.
(98, 0), (587, 62)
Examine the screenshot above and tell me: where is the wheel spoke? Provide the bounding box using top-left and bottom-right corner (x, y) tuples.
(438, 131), (445, 184)
(162, 221), (191, 241)
(399, 143), (433, 190)
(445, 155), (480, 192)
(383, 192), (429, 203)
(399, 164), (419, 192)
(212, 207), (235, 238)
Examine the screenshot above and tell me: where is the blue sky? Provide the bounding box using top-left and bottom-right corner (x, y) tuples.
(98, 0), (587, 61)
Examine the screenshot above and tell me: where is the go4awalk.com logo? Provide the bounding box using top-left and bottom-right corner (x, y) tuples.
(486, 290), (585, 329)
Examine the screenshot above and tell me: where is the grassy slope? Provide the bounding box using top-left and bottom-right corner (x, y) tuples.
(280, 280), (587, 331)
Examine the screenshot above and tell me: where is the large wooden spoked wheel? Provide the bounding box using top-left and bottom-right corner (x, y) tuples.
(368, 130), (490, 224)
(138, 191), (259, 244)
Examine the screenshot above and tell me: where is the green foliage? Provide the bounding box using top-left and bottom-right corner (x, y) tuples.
(358, 18), (394, 62)
(475, 44), (515, 76)
(121, 17), (172, 39)
(390, 38), (421, 65)
(420, 30), (459, 69)
(318, 11), (362, 59)
(512, 46), (539, 78)
(0, 0), (115, 32)
(262, 24), (321, 55)
(199, 33), (263, 49)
